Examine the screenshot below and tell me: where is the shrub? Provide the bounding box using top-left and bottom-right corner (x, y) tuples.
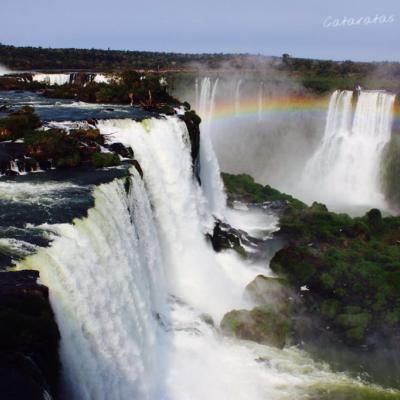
(91, 152), (120, 168)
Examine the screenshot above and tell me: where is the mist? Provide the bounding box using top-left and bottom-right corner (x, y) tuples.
(0, 64), (11, 76)
(172, 66), (327, 205)
(172, 61), (397, 214)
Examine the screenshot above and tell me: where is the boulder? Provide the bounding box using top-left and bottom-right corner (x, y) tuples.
(245, 274), (292, 307)
(220, 306), (291, 348)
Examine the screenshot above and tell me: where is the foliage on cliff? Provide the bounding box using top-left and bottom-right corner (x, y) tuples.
(223, 172), (400, 346)
(221, 172), (306, 210)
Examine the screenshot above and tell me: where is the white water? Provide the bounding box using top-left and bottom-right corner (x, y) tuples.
(0, 64), (11, 76)
(17, 116), (398, 399)
(196, 77), (227, 218)
(32, 73), (72, 86)
(301, 90), (396, 209)
(235, 79), (243, 116)
(93, 74), (111, 84)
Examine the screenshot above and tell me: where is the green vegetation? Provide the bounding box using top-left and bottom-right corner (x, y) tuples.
(91, 152), (121, 168)
(222, 173), (400, 345)
(42, 71), (178, 106)
(25, 130), (81, 167)
(272, 204), (400, 344)
(221, 172), (307, 210)
(0, 106), (41, 140)
(0, 43), (250, 71)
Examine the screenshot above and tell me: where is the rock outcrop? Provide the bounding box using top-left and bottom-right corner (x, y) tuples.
(0, 270), (60, 400)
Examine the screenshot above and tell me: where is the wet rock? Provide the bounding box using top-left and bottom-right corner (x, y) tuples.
(208, 221), (247, 258)
(107, 142), (134, 159)
(220, 306), (291, 348)
(245, 274), (292, 306)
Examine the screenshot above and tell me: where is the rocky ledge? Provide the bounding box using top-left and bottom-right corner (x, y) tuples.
(0, 270), (60, 400)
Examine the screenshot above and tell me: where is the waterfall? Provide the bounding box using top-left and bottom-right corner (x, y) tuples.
(195, 78), (199, 111)
(196, 78), (227, 217)
(234, 79), (242, 116)
(32, 73), (72, 86)
(301, 90), (396, 208)
(93, 74), (111, 84)
(21, 172), (166, 399)
(18, 116), (395, 399)
(258, 82), (264, 122)
(0, 64), (11, 76)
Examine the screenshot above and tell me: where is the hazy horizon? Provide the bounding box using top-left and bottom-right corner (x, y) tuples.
(1, 0), (399, 62)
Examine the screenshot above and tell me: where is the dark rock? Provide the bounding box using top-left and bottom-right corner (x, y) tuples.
(131, 159), (143, 178)
(179, 111), (201, 182)
(207, 221), (248, 258)
(0, 270), (60, 399)
(107, 142), (133, 159)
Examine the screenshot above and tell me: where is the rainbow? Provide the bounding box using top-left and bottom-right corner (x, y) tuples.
(206, 94), (400, 125)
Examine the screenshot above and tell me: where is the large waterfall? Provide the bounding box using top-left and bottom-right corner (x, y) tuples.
(301, 90), (396, 209)
(17, 115), (387, 400)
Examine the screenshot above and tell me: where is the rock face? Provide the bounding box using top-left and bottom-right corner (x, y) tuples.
(0, 270), (60, 400)
(245, 275), (292, 306)
(220, 306), (291, 348)
(179, 110), (201, 181)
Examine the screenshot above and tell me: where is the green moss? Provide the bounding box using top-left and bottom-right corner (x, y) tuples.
(91, 152), (121, 168)
(220, 306), (291, 348)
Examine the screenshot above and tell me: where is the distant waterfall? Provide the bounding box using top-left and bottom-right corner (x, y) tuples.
(93, 74), (112, 84)
(32, 73), (72, 86)
(234, 79), (243, 116)
(196, 78), (227, 217)
(302, 90), (396, 208)
(258, 82), (264, 122)
(0, 64), (11, 76)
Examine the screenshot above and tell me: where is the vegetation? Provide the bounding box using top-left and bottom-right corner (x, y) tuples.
(41, 71), (179, 106)
(223, 173), (400, 346)
(91, 152), (121, 168)
(0, 43), (257, 71)
(0, 106), (41, 140)
(274, 204), (400, 345)
(221, 172), (307, 210)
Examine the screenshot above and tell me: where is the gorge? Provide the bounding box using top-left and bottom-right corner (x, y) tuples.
(0, 67), (399, 400)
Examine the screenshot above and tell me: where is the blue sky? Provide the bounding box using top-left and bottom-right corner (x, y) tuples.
(1, 0), (399, 61)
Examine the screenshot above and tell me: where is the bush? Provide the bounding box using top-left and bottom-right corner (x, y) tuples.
(0, 106), (41, 140)
(91, 152), (120, 168)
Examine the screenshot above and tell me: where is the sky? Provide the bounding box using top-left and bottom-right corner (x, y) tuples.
(0, 0), (399, 61)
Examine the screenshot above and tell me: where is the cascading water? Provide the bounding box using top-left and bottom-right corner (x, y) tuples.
(301, 90), (396, 209)
(32, 73), (72, 86)
(17, 116), (398, 399)
(196, 77), (227, 218)
(235, 79), (243, 116)
(0, 64), (11, 76)
(93, 74), (112, 84)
